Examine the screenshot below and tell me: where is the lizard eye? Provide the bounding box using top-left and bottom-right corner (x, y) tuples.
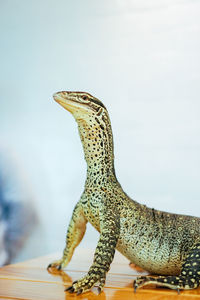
(82, 96), (88, 101)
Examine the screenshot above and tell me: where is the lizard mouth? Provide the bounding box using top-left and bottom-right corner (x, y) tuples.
(53, 92), (97, 114)
(53, 92), (89, 113)
(53, 92), (75, 113)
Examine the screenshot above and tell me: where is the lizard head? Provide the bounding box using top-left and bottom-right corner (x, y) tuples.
(53, 91), (114, 171)
(53, 91), (107, 120)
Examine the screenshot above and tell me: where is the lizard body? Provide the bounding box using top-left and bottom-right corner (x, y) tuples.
(48, 91), (200, 294)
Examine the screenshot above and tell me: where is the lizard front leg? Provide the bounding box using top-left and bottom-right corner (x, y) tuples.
(65, 202), (120, 295)
(47, 202), (87, 270)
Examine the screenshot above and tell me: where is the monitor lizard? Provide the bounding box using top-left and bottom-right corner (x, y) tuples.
(47, 91), (200, 295)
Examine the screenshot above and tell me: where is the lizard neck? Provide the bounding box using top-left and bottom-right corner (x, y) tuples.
(76, 110), (117, 186)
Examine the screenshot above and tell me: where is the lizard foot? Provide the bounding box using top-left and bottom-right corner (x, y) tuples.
(47, 259), (67, 271)
(133, 275), (199, 293)
(65, 267), (106, 295)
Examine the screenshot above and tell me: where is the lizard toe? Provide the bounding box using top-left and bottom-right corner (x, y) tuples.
(47, 259), (65, 271)
(65, 272), (106, 294)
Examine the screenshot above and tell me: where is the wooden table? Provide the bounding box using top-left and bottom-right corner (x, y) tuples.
(1, 248), (200, 299)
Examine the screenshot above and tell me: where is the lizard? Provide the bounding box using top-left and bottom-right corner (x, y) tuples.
(47, 91), (200, 295)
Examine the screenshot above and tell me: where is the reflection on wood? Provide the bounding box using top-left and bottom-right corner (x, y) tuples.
(0, 248), (200, 299)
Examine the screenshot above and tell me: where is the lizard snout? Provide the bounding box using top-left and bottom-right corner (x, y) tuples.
(53, 91), (69, 101)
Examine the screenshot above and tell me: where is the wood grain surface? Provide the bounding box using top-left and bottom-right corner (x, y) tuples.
(1, 248), (200, 299)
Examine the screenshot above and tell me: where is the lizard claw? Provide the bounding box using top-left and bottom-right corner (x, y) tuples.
(65, 286), (74, 292)
(133, 280), (138, 293)
(77, 288), (83, 295)
(47, 259), (65, 271)
(68, 287), (75, 294)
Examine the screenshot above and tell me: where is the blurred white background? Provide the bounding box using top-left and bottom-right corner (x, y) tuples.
(0, 0), (200, 262)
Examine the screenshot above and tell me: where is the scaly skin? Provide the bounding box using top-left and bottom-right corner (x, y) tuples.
(47, 91), (200, 294)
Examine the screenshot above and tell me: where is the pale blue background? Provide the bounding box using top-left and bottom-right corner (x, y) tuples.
(0, 0), (200, 262)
